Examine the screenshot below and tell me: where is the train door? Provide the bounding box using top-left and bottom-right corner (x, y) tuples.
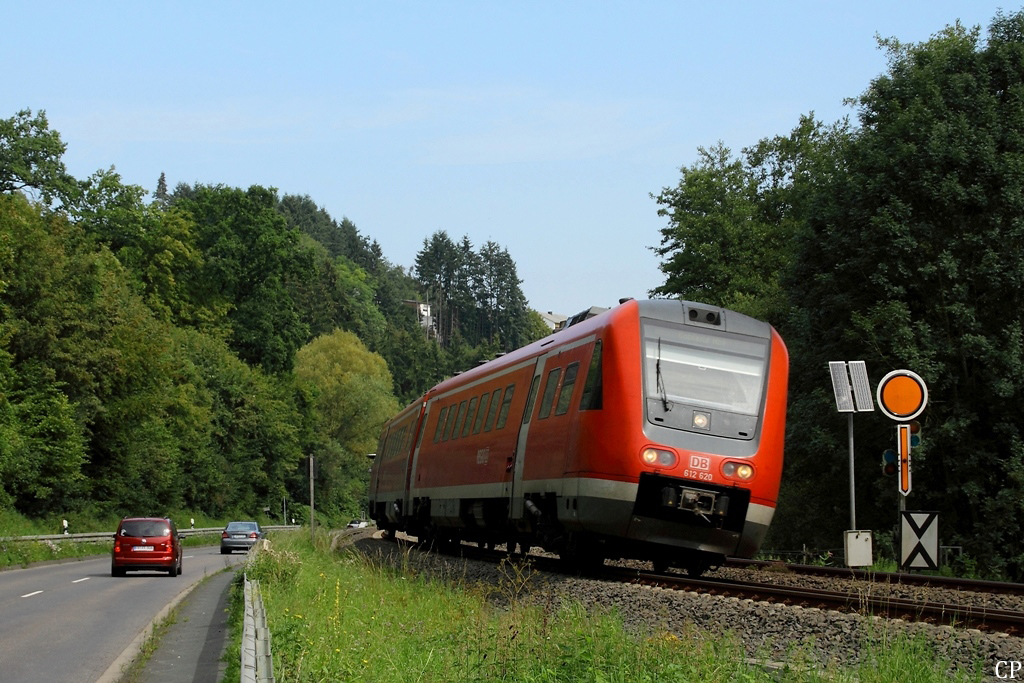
(368, 426), (389, 508)
(507, 353), (549, 521)
(402, 401), (428, 522)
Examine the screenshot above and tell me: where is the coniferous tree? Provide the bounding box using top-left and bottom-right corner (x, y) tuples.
(154, 172), (168, 203)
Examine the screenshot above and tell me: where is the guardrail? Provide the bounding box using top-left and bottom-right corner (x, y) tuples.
(242, 555), (275, 682)
(0, 525), (301, 543)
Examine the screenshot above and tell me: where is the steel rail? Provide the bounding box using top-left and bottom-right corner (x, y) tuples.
(607, 566), (1024, 636)
(725, 558), (1024, 596)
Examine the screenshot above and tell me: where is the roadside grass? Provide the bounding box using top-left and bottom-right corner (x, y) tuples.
(246, 532), (985, 683)
(0, 537), (112, 568)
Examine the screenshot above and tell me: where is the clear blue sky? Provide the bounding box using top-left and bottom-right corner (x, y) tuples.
(3, 2), (1012, 316)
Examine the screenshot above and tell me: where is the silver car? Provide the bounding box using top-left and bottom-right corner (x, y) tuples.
(220, 521), (263, 554)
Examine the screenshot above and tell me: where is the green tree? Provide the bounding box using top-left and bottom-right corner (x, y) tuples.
(167, 325), (306, 517)
(294, 329), (399, 517)
(522, 309), (553, 343)
(651, 115), (845, 325)
(475, 240), (531, 350)
(0, 194), (183, 513)
(414, 230), (463, 347)
(0, 357), (86, 514)
(781, 12), (1024, 578)
(175, 185), (313, 373)
(278, 194), (378, 270)
(154, 172), (168, 204)
(0, 109), (78, 207)
(73, 168), (215, 329)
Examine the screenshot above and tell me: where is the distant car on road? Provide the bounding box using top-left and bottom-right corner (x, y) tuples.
(220, 521), (264, 554)
(346, 519), (369, 529)
(112, 517), (184, 577)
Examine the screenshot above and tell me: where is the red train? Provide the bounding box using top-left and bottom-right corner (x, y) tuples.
(368, 299), (788, 575)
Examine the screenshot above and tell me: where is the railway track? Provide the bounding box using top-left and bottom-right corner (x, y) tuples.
(608, 565), (1024, 636)
(727, 557), (1024, 597)
(382, 532), (1024, 637)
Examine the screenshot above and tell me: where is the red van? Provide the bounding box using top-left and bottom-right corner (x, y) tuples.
(111, 517), (183, 577)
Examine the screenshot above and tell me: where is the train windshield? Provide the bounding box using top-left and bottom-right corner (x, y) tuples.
(643, 323), (767, 417)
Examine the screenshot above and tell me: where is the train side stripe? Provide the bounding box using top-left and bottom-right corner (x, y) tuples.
(407, 480), (778, 520)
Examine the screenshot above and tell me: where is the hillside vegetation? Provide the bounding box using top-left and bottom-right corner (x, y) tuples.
(5, 9), (1024, 580)
(0, 112), (546, 528)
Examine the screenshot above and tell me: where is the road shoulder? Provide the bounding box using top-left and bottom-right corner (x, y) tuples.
(100, 568), (239, 683)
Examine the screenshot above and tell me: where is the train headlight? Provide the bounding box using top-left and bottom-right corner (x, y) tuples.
(692, 411), (711, 430)
(722, 462), (754, 480)
(641, 447), (677, 468)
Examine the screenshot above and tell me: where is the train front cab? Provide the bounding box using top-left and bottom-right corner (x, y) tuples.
(561, 300), (787, 573)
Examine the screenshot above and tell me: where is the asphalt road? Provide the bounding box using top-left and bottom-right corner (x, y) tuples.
(0, 546), (246, 683)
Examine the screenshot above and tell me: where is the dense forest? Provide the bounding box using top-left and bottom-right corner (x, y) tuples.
(5, 9), (1024, 579)
(653, 10), (1024, 579)
(0, 111), (548, 527)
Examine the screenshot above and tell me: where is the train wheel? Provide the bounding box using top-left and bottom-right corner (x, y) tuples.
(651, 559), (670, 573)
(685, 553), (721, 577)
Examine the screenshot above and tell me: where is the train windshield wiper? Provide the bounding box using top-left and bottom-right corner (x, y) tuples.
(656, 338), (672, 412)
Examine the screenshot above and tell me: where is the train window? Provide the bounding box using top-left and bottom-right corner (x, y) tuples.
(433, 406), (449, 443)
(473, 392), (490, 434)
(538, 367), (562, 419)
(452, 400), (468, 440)
(396, 426), (407, 456)
(401, 424), (412, 454)
(484, 388), (503, 431)
(554, 362), (580, 416)
(462, 397), (478, 437)
(580, 341), (603, 410)
(442, 403), (458, 441)
(495, 384), (516, 429)
(386, 427), (402, 458)
(643, 323), (767, 416)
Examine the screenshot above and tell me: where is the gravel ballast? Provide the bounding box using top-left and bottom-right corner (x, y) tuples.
(350, 534), (1024, 681)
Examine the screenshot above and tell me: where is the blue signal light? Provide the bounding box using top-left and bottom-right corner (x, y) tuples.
(881, 449), (897, 476)
(908, 420), (922, 448)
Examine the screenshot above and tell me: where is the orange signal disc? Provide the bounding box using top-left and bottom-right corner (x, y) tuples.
(881, 376), (924, 416)
(876, 370), (928, 421)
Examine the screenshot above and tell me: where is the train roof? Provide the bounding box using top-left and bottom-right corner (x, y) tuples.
(427, 299), (773, 395)
(384, 299), (779, 423)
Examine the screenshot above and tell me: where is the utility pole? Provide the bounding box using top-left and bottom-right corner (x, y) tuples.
(309, 455), (315, 543)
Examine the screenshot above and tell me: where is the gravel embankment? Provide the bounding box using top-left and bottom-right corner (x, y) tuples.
(348, 534), (1024, 681)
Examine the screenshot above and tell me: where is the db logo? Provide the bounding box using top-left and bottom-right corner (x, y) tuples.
(689, 456), (710, 470)
(997, 661), (1023, 679)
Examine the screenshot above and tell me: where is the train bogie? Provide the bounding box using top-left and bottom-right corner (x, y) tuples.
(368, 299), (788, 574)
